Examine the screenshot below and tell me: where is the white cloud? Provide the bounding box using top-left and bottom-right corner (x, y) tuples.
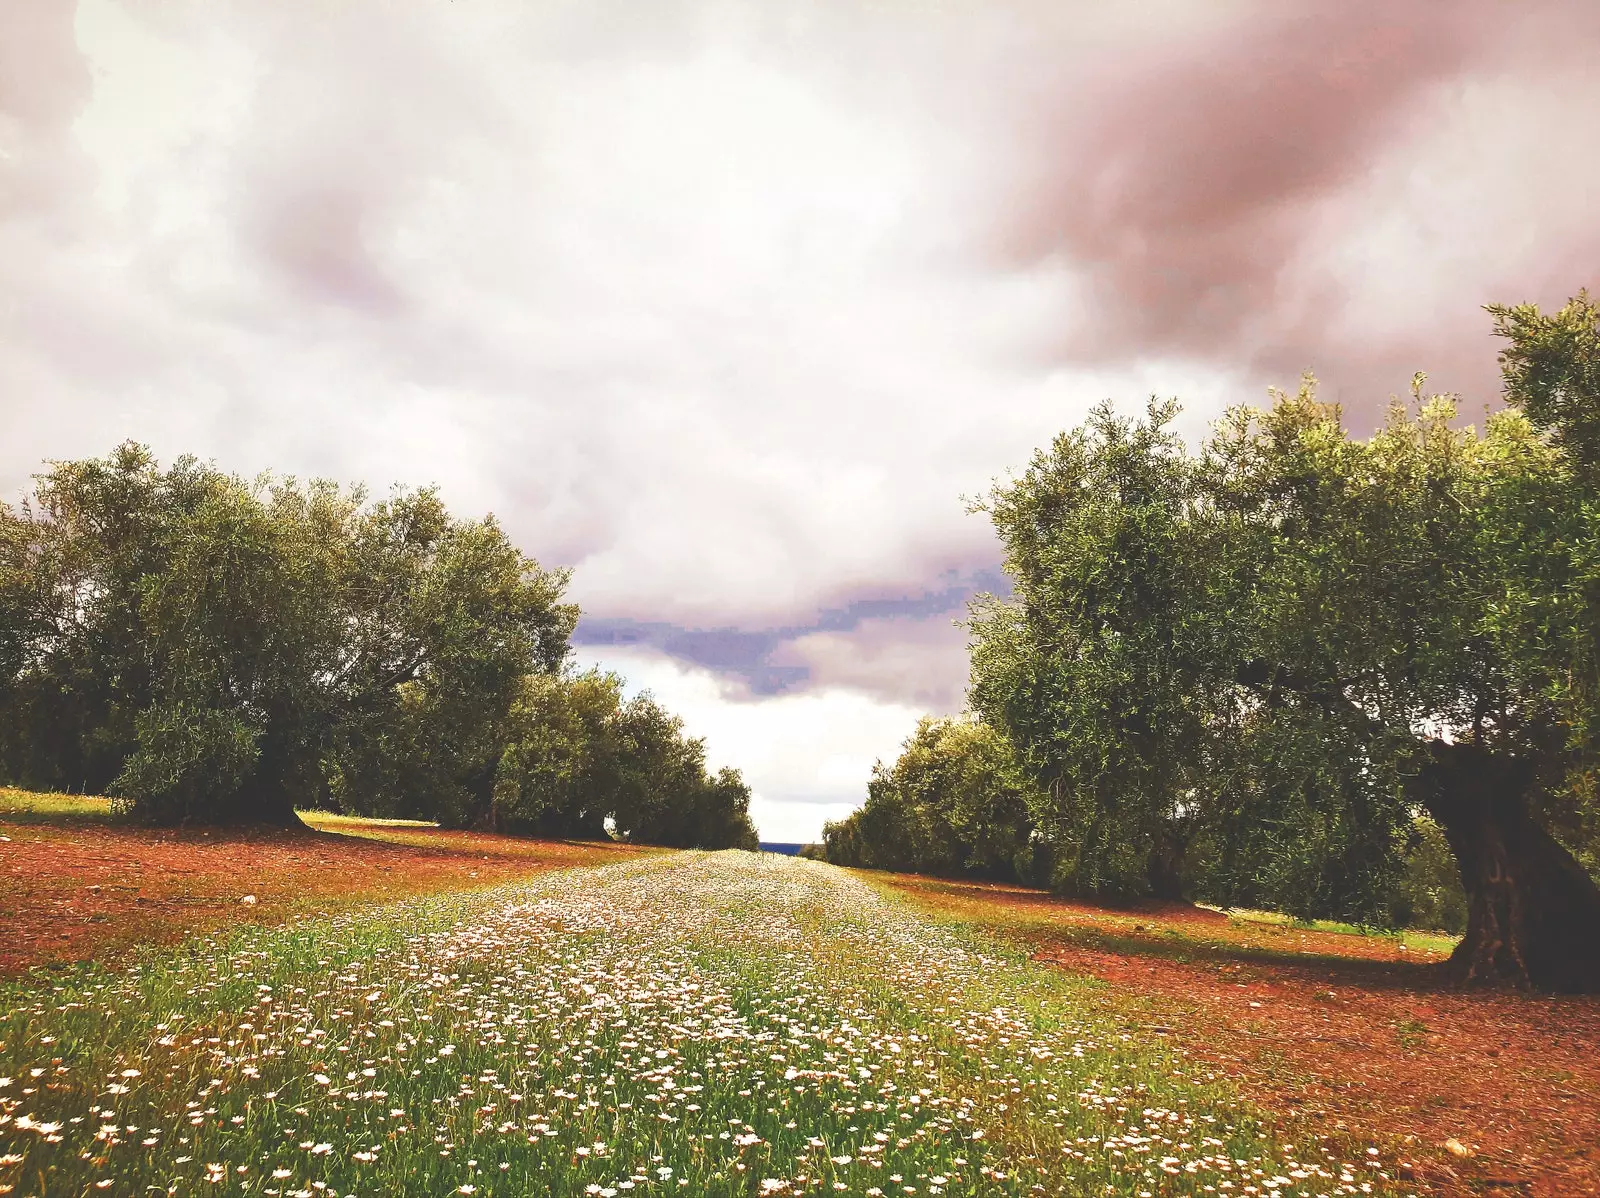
(579, 646), (922, 841)
(2, 0), (1595, 825)
(3, 0), (1237, 625)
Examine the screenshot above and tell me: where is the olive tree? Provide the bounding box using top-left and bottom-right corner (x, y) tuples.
(822, 716), (1045, 883)
(491, 669), (760, 849)
(1, 446), (576, 826)
(972, 299), (1600, 990)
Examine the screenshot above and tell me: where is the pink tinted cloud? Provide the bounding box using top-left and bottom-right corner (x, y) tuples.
(997, 1), (1599, 416)
(0, 0), (93, 223)
(1004, 3), (1477, 359)
(252, 182), (404, 312)
(0, 0), (88, 131)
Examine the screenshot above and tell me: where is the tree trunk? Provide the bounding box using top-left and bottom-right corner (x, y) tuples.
(1146, 827), (1187, 901)
(214, 762), (307, 829)
(253, 788), (308, 830)
(1419, 741), (1600, 992)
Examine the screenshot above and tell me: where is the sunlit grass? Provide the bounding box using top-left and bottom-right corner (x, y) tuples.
(298, 811), (438, 830)
(1223, 910), (1459, 957)
(0, 788), (122, 824)
(0, 792), (445, 832)
(0, 853), (1404, 1196)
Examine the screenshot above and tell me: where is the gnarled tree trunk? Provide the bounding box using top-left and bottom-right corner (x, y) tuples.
(217, 777), (308, 829)
(1146, 826), (1187, 901)
(1419, 741), (1600, 992)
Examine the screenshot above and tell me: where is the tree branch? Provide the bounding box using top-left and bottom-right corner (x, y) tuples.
(1235, 658), (1388, 737)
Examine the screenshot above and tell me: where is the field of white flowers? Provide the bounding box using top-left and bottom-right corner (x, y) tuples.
(0, 852), (1401, 1196)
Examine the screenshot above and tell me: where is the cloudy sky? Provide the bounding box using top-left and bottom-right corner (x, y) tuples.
(4, 1), (1597, 839)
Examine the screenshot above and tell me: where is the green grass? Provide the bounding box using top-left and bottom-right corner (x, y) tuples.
(1225, 908), (1459, 955)
(0, 792), (445, 833)
(0, 853), (1402, 1196)
(298, 811), (439, 830)
(0, 788), (124, 825)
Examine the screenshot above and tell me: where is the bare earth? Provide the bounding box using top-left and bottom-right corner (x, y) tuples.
(0, 804), (649, 975)
(874, 873), (1600, 1198)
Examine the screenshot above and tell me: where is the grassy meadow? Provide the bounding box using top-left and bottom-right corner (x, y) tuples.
(0, 851), (1398, 1197)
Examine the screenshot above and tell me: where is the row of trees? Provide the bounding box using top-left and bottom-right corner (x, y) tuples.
(488, 670), (756, 848)
(820, 717), (1047, 885)
(0, 444), (757, 849)
(825, 295), (1600, 991)
(821, 714), (1469, 933)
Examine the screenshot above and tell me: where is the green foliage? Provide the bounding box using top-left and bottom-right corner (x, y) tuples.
(491, 669), (759, 850)
(1483, 294), (1600, 762)
(1396, 815), (1469, 935)
(114, 702), (262, 821)
(0, 446), (578, 825)
(1491, 290), (1600, 474)
(323, 490), (577, 828)
(966, 401), (1222, 901)
(964, 299), (1600, 931)
(113, 463), (357, 822)
(0, 443), (170, 795)
(1178, 710), (1415, 926)
(491, 670), (627, 838)
(821, 716), (1046, 884)
(0, 444), (755, 847)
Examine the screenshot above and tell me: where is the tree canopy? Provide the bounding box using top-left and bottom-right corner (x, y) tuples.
(963, 296), (1600, 990)
(821, 716), (1045, 884)
(0, 444), (758, 851)
(492, 669), (759, 850)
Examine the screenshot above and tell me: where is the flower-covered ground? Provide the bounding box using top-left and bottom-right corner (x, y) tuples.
(0, 852), (1399, 1196)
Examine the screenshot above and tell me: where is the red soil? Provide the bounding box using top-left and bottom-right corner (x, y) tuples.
(877, 874), (1600, 1197)
(0, 817), (646, 975)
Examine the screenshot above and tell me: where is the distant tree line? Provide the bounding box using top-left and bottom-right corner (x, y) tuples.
(821, 716), (1048, 885)
(0, 445), (756, 849)
(824, 295), (1600, 992)
(823, 715), (1467, 933)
